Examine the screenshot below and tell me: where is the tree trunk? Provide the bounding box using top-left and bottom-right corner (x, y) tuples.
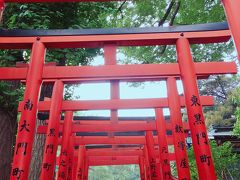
(28, 118), (46, 180)
(29, 83), (53, 179)
(0, 110), (17, 180)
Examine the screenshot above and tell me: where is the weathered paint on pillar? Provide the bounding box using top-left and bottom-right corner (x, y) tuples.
(155, 108), (172, 180)
(167, 77), (191, 180)
(72, 154), (78, 180)
(11, 40), (45, 180)
(57, 111), (73, 180)
(67, 134), (75, 180)
(143, 147), (150, 180)
(139, 156), (146, 180)
(40, 80), (64, 180)
(76, 146), (85, 180)
(222, 0), (240, 61)
(146, 131), (160, 180)
(176, 37), (216, 180)
(83, 158), (89, 180)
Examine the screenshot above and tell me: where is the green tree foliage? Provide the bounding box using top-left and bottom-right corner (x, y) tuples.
(3, 2), (117, 29)
(0, 50), (25, 111)
(191, 141), (239, 179)
(171, 141), (239, 179)
(203, 76), (240, 128)
(232, 88), (240, 136)
(199, 75), (239, 104)
(0, 2), (118, 107)
(107, 0), (234, 64)
(205, 103), (235, 127)
(89, 165), (140, 180)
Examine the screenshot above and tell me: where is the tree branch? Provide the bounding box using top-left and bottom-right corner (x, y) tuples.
(159, 45), (167, 55)
(158, 1), (181, 55)
(158, 0), (175, 26)
(216, 76), (228, 99)
(169, 1), (181, 26)
(117, 0), (127, 13)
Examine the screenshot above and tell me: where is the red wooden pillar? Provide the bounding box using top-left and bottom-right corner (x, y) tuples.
(40, 80), (64, 180)
(75, 146), (85, 180)
(176, 37), (216, 180)
(67, 134), (75, 180)
(155, 108), (172, 180)
(104, 44), (119, 140)
(139, 156), (146, 180)
(145, 131), (160, 180)
(0, 0), (4, 22)
(104, 44), (119, 107)
(11, 40), (45, 180)
(57, 111), (73, 179)
(83, 158), (89, 180)
(143, 146), (150, 180)
(167, 77), (191, 180)
(222, 0), (240, 61)
(72, 155), (78, 180)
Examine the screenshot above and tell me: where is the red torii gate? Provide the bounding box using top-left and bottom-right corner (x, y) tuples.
(0, 0), (238, 60)
(0, 28), (237, 180)
(30, 89), (215, 179)
(22, 73), (215, 180)
(0, 0), (239, 179)
(0, 32), (236, 180)
(38, 85), (213, 180)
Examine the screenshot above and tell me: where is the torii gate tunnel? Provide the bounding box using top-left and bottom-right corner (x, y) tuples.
(0, 0), (239, 180)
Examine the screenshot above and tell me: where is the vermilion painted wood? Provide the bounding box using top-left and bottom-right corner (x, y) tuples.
(10, 41), (45, 180)
(18, 96), (214, 112)
(40, 81), (64, 180)
(139, 156), (145, 180)
(84, 154), (175, 166)
(0, 62), (237, 81)
(143, 146), (151, 179)
(104, 44), (118, 66)
(83, 158), (89, 180)
(57, 156), (139, 166)
(72, 150), (78, 180)
(37, 121), (191, 134)
(37, 120), (190, 134)
(75, 146), (85, 180)
(222, 0), (240, 60)
(86, 149), (144, 157)
(87, 147), (142, 151)
(57, 111), (73, 180)
(0, 30), (230, 49)
(85, 148), (173, 158)
(67, 135), (74, 180)
(177, 38), (217, 180)
(104, 44), (119, 139)
(89, 156), (139, 166)
(79, 148), (142, 156)
(167, 77), (191, 180)
(66, 136), (174, 145)
(155, 108), (172, 180)
(75, 120), (190, 131)
(146, 131), (161, 179)
(56, 151), (176, 163)
(86, 151), (175, 161)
